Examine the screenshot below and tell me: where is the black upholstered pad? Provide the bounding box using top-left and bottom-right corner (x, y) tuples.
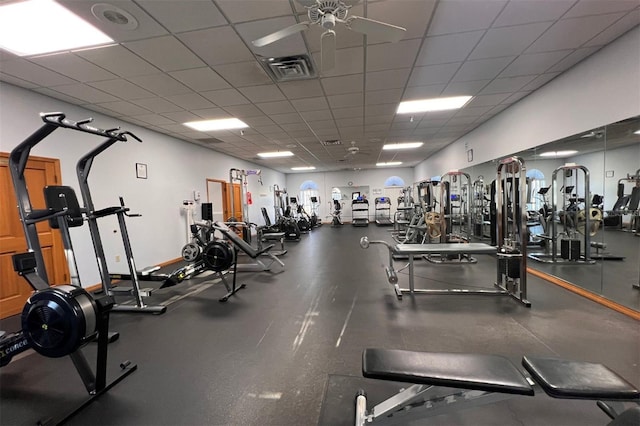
(363, 349), (534, 396)
(522, 356), (640, 400)
(607, 407), (640, 426)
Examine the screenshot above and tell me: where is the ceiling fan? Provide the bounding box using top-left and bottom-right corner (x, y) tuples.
(251, 0), (407, 73)
(344, 141), (370, 159)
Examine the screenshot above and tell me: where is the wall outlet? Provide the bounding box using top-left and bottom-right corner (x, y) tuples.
(115, 255), (121, 263)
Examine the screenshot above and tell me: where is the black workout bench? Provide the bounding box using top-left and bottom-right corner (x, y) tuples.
(356, 348), (639, 425)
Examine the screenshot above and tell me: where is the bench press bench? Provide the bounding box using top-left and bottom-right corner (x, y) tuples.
(360, 237), (529, 305)
(356, 348), (639, 426)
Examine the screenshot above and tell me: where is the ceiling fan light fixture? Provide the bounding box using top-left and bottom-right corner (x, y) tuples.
(383, 142), (424, 150)
(183, 118), (248, 131)
(397, 96), (473, 114)
(539, 150), (578, 158)
(376, 161), (402, 167)
(258, 151), (294, 158)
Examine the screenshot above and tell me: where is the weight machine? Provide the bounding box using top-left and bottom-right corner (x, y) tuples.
(529, 164), (597, 264)
(2, 112), (136, 424)
(229, 168), (262, 242)
(471, 176), (490, 239)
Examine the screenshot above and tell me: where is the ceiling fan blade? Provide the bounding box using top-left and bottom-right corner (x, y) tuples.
(252, 21), (311, 47)
(345, 16), (406, 43)
(321, 29), (336, 73)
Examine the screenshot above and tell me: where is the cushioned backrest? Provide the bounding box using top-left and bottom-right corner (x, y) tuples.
(44, 186), (83, 228)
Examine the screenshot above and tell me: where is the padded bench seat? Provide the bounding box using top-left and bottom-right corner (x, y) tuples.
(523, 356), (640, 400)
(363, 348), (534, 396)
(394, 242), (496, 255)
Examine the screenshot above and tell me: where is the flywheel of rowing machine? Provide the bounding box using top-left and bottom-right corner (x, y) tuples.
(202, 240), (236, 272)
(181, 242), (202, 262)
(21, 285), (98, 358)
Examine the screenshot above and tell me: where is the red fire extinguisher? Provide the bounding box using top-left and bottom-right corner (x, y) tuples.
(247, 191), (253, 205)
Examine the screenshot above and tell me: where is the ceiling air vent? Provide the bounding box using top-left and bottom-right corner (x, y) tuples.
(261, 55), (316, 82)
(197, 137), (225, 144)
(321, 139), (341, 146)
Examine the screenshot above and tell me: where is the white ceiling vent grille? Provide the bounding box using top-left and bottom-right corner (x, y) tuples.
(261, 55), (316, 82)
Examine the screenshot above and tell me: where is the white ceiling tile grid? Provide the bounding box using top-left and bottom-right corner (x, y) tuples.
(1, 0), (638, 172)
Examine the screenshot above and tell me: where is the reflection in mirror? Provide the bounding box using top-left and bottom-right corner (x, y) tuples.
(463, 116), (640, 313)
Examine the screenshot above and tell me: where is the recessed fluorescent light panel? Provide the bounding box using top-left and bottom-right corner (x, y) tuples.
(397, 96), (473, 114)
(183, 118), (248, 131)
(291, 166), (316, 171)
(634, 129), (640, 135)
(376, 162), (402, 167)
(258, 151), (294, 158)
(539, 150), (578, 157)
(383, 142), (424, 150)
(0, 0), (113, 56)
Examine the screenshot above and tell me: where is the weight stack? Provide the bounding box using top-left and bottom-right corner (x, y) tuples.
(561, 239), (581, 260)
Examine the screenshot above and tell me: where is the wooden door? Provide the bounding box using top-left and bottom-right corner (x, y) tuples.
(0, 153), (69, 318)
(223, 183), (243, 222)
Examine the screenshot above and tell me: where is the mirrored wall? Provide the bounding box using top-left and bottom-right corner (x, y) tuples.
(463, 116), (640, 312)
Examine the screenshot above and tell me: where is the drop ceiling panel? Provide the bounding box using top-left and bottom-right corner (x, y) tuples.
(364, 103), (398, 117)
(88, 79), (155, 99)
(96, 101), (151, 116)
(469, 21), (553, 60)
(224, 104), (265, 118)
(76, 45), (161, 78)
(365, 89), (403, 105)
(493, 0), (574, 27)
(0, 73), (38, 89)
(416, 31), (485, 66)
(499, 50), (570, 77)
(427, 0), (508, 36)
(327, 93), (364, 108)
(564, 0), (639, 18)
(162, 111), (200, 123)
(321, 74), (364, 95)
(479, 75), (538, 94)
(501, 91), (532, 104)
(526, 13), (626, 53)
(442, 79), (490, 96)
(47, 84), (119, 103)
(583, 9), (640, 47)
(178, 26), (255, 67)
(270, 112), (304, 124)
(256, 100), (295, 115)
(130, 97), (183, 113)
(165, 93), (216, 110)
(34, 88), (84, 105)
(130, 114), (176, 125)
(136, 0), (227, 33)
(128, 74), (192, 96)
(451, 56), (514, 82)
(215, 0), (294, 23)
(366, 0), (436, 40)
(366, 39), (422, 72)
(331, 106), (364, 119)
(1, 60), (77, 87)
(31, 54), (117, 83)
(299, 109), (332, 121)
(547, 46), (600, 72)
(466, 93), (512, 107)
(291, 97), (330, 112)
(521, 72), (561, 91)
(402, 84), (447, 100)
(213, 62), (272, 87)
(407, 62), (461, 87)
(201, 89), (250, 106)
(169, 68), (231, 92)
(278, 79), (324, 99)
(239, 85), (287, 103)
(124, 36), (206, 71)
(365, 68), (411, 91)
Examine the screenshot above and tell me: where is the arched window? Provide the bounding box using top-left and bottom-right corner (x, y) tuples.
(384, 176), (405, 187)
(299, 180), (319, 213)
